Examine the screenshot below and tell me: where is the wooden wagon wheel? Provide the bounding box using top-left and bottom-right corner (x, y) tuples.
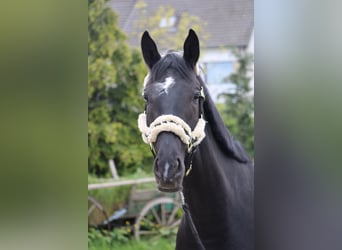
(88, 196), (110, 230)
(134, 197), (182, 241)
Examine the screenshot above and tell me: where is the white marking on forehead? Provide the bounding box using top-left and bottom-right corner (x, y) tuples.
(155, 76), (175, 95)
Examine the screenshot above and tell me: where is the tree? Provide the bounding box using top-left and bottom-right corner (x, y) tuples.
(88, 0), (152, 176)
(133, 1), (209, 50)
(218, 49), (254, 157)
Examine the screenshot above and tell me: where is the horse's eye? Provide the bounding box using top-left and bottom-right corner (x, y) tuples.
(143, 94), (149, 102)
(193, 93), (200, 100)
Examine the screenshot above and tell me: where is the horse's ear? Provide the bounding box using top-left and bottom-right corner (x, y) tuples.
(141, 31), (161, 70)
(183, 29), (200, 68)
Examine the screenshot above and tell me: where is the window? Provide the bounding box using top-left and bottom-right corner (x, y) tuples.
(159, 16), (177, 28)
(205, 61), (234, 85)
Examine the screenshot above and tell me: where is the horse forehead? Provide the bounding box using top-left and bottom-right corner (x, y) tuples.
(155, 76), (176, 94)
(144, 75), (178, 95)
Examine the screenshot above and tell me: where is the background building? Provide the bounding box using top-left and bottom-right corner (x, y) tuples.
(110, 0), (254, 101)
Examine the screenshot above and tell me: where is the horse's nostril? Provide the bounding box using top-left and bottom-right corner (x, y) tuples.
(177, 158), (181, 170)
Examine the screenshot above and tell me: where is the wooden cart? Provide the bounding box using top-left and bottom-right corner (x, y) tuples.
(88, 178), (182, 241)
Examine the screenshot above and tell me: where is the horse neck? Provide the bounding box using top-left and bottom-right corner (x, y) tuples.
(182, 83), (238, 210)
(181, 81), (252, 238)
(183, 123), (233, 221)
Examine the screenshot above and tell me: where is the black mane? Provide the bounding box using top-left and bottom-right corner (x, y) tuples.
(197, 76), (251, 163)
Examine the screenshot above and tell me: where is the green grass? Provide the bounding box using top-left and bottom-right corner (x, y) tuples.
(89, 238), (175, 250)
(88, 228), (175, 250)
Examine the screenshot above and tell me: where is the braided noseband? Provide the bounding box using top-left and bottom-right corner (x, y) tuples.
(137, 113), (206, 153)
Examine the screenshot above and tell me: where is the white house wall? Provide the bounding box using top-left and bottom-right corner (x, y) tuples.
(247, 29), (254, 96)
(199, 47), (237, 102)
(201, 48), (236, 62)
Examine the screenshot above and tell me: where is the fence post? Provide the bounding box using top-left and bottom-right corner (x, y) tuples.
(109, 159), (119, 180)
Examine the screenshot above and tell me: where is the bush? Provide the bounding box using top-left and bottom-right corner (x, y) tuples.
(88, 0), (153, 177)
(218, 49), (254, 158)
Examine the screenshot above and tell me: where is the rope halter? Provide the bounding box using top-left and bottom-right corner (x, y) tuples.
(137, 113), (206, 153)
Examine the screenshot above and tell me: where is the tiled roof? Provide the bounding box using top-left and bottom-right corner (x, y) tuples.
(109, 0), (253, 48)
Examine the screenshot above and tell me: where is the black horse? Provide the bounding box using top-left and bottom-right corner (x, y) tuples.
(139, 29), (254, 250)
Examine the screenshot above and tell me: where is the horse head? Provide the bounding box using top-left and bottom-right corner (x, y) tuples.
(139, 29), (206, 192)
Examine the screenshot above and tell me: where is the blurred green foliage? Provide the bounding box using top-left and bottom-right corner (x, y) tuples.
(88, 228), (129, 248)
(88, 0), (152, 177)
(218, 49), (254, 158)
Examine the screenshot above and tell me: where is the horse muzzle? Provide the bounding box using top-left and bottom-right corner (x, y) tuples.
(154, 154), (185, 193)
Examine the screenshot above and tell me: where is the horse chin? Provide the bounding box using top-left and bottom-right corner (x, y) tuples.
(156, 179), (183, 193)
(157, 185), (182, 193)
